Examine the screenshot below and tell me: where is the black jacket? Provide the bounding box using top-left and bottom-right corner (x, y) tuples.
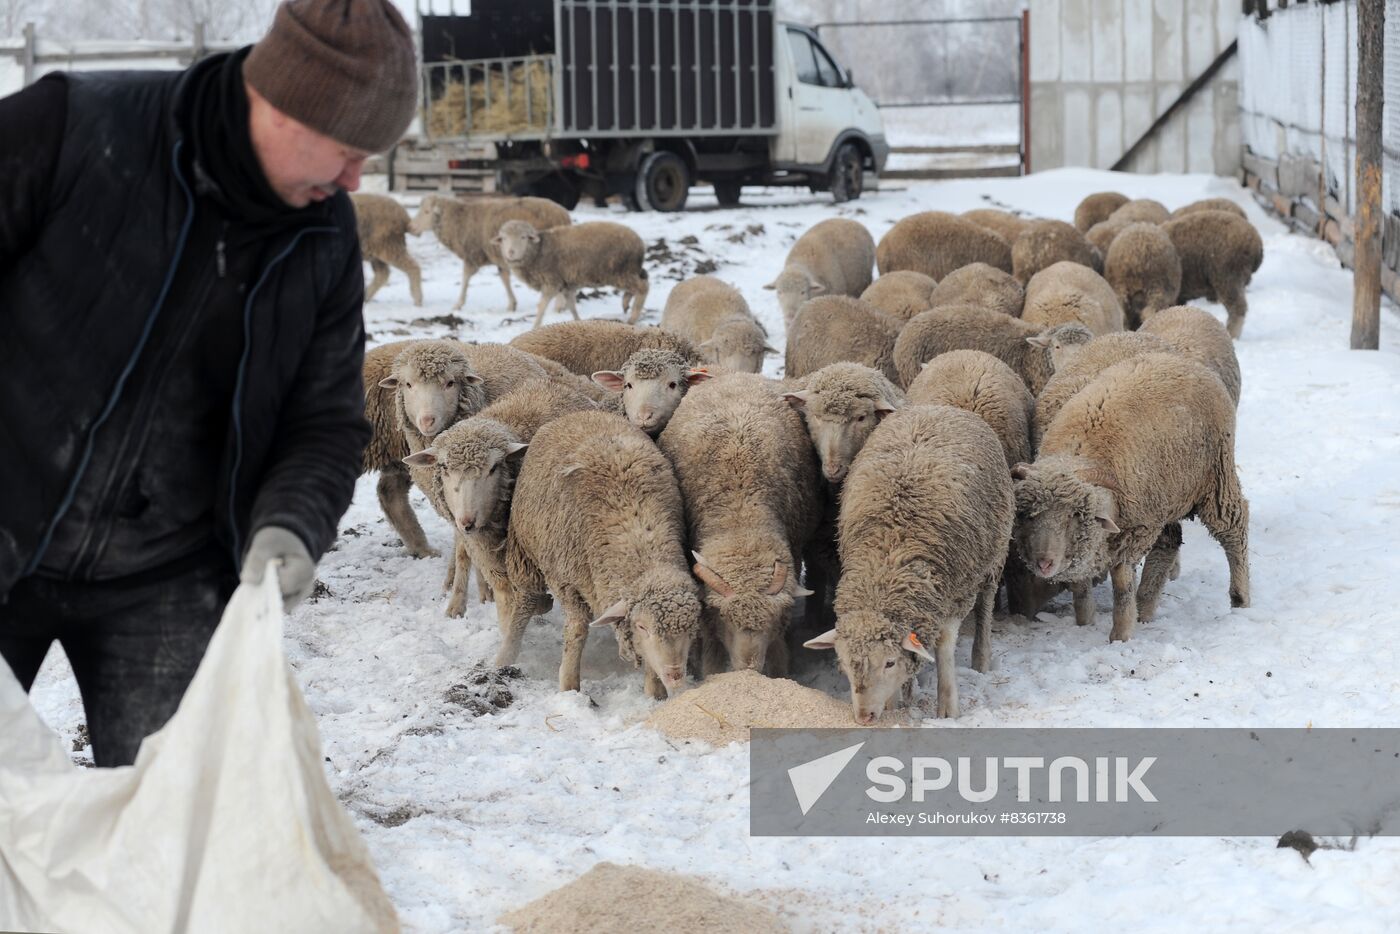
(0, 56), (370, 598)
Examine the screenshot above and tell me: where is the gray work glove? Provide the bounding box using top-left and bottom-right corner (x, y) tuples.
(240, 526), (316, 611)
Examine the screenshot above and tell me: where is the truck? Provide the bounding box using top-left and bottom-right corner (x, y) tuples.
(404, 0), (889, 211)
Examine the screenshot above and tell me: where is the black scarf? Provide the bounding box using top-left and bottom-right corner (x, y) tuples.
(181, 47), (329, 232)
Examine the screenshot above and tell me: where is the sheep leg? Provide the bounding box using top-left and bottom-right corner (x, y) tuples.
(386, 243), (423, 307)
(564, 289), (581, 320)
(497, 264), (518, 312)
(644, 667), (668, 700)
(476, 568), (494, 603)
(1071, 581), (1096, 627)
(454, 261), (481, 312)
(377, 467), (437, 558)
(365, 258), (390, 303)
(558, 593), (593, 692)
(1137, 522), (1183, 622)
(971, 576), (996, 674)
(1218, 281), (1248, 339)
(626, 277), (650, 325)
(934, 621), (959, 718)
(445, 533), (472, 618)
(1199, 467), (1251, 609)
(493, 586), (544, 668)
(532, 291), (557, 329)
(1108, 561), (1139, 642)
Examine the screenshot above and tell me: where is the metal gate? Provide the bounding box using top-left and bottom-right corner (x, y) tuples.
(815, 12), (1030, 179)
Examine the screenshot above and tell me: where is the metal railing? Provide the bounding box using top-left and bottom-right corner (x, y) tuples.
(421, 54), (556, 141)
(3, 21), (232, 90)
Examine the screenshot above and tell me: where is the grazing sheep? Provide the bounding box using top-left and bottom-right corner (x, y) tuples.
(1021, 261), (1125, 336)
(927, 262), (1025, 317)
(352, 193), (423, 306)
(1032, 331), (1173, 449)
(784, 296), (903, 385)
(906, 350), (1032, 470)
(509, 319), (700, 376)
(1160, 210), (1265, 338)
(361, 340), (433, 558)
(893, 304), (1059, 393)
(407, 194), (571, 312)
(657, 374), (822, 676)
(592, 348), (712, 436)
(1074, 191), (1129, 232)
(805, 405), (1014, 720)
(1011, 219), (1102, 284)
(505, 409), (702, 698)
(1085, 217), (1133, 257)
(962, 208), (1031, 245)
(859, 271), (938, 323)
(1107, 198), (1170, 225)
(403, 378), (596, 665)
(1104, 223), (1182, 328)
(1138, 304), (1242, 404)
(765, 218), (876, 327)
(1171, 197), (1247, 220)
(1013, 353), (1249, 642)
(782, 362), (905, 485)
(876, 211), (1013, 281)
(1030, 321), (1097, 374)
(494, 219), (650, 327)
(661, 276), (776, 373)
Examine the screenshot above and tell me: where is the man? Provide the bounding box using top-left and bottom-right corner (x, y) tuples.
(0, 0), (417, 767)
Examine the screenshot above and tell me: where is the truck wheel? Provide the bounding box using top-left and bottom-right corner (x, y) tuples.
(636, 151), (690, 212)
(714, 181), (742, 207)
(829, 143), (864, 203)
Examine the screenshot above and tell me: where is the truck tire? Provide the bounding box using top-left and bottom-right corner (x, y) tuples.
(635, 151), (690, 212)
(713, 181), (742, 207)
(828, 142), (864, 203)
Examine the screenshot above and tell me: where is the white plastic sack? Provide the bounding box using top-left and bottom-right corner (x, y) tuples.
(0, 563), (399, 934)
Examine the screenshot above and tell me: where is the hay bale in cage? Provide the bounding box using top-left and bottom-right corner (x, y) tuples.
(428, 61), (553, 137)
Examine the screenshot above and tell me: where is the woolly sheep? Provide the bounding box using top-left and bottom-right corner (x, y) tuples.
(509, 319), (700, 376)
(876, 211), (1013, 281)
(1085, 217), (1132, 256)
(351, 193), (423, 306)
(660, 276), (776, 373)
(505, 409), (702, 698)
(1021, 261), (1125, 335)
(407, 194), (571, 311)
(765, 218), (876, 328)
(1074, 191), (1128, 232)
(1160, 210), (1264, 339)
(1107, 198), (1170, 225)
(1032, 321), (1097, 373)
(805, 405), (1014, 720)
(592, 348), (712, 436)
(1103, 223), (1182, 328)
(403, 378), (596, 665)
(361, 340), (433, 559)
(906, 350), (1033, 470)
(858, 271), (938, 323)
(1139, 304), (1242, 404)
(657, 374), (823, 676)
(1013, 353), (1249, 642)
(784, 295), (903, 384)
(494, 219), (650, 327)
(782, 362), (905, 485)
(1032, 331), (1173, 449)
(1011, 219), (1102, 284)
(893, 304), (1059, 393)
(962, 208), (1031, 245)
(927, 262), (1025, 317)
(1171, 198), (1247, 220)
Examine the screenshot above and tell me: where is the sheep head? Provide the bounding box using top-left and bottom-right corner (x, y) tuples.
(590, 568), (701, 697)
(379, 340), (484, 440)
(592, 349), (710, 436)
(784, 363), (901, 485)
(403, 418), (527, 534)
(804, 610), (922, 725)
(1011, 459), (1121, 583)
(691, 551), (811, 674)
(492, 219), (542, 266)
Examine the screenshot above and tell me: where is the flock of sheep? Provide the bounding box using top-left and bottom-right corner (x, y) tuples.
(350, 189), (1263, 724)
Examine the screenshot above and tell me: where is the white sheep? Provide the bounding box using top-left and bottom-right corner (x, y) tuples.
(766, 218), (876, 327)
(351, 193), (423, 306)
(784, 295), (903, 385)
(591, 348), (712, 436)
(660, 276), (776, 374)
(494, 219), (650, 327)
(1021, 261), (1125, 335)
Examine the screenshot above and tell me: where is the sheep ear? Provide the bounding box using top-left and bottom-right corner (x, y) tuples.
(763, 344), (780, 355)
(592, 371), (626, 392)
(490, 234), (502, 245)
(1010, 462), (1033, 481)
(378, 375), (400, 389)
(902, 632), (937, 663)
(685, 368), (712, 386)
(589, 599), (629, 628)
(1026, 334), (1051, 349)
(463, 373), (484, 384)
(803, 628), (839, 651)
(793, 585), (815, 598)
(403, 450), (437, 467)
(527, 231), (541, 243)
(763, 281), (777, 290)
(504, 442), (528, 459)
(807, 281), (827, 295)
(874, 399), (899, 420)
(783, 390), (810, 411)
(1094, 514), (1121, 534)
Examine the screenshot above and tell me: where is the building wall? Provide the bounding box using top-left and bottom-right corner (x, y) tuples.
(1030, 0), (1240, 175)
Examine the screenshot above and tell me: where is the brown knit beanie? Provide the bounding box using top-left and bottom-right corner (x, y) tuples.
(244, 0), (417, 154)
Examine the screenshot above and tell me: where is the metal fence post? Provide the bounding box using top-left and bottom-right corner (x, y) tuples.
(193, 21), (206, 62)
(22, 21), (36, 86)
(1353, 0), (1383, 350)
(1021, 9), (1031, 175)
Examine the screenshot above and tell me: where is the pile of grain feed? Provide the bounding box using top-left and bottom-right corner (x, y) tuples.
(499, 862), (787, 934)
(645, 669), (892, 745)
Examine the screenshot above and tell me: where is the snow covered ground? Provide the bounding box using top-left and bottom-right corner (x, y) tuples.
(26, 168), (1400, 931)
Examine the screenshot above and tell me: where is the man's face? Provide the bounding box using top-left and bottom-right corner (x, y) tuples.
(248, 82), (371, 208)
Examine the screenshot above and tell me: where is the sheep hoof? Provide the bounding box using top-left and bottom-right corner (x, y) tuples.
(1230, 588), (1249, 608)
(446, 595), (467, 618)
(408, 545), (441, 560)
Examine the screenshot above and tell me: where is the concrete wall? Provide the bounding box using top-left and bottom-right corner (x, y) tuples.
(1030, 0), (1241, 175)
